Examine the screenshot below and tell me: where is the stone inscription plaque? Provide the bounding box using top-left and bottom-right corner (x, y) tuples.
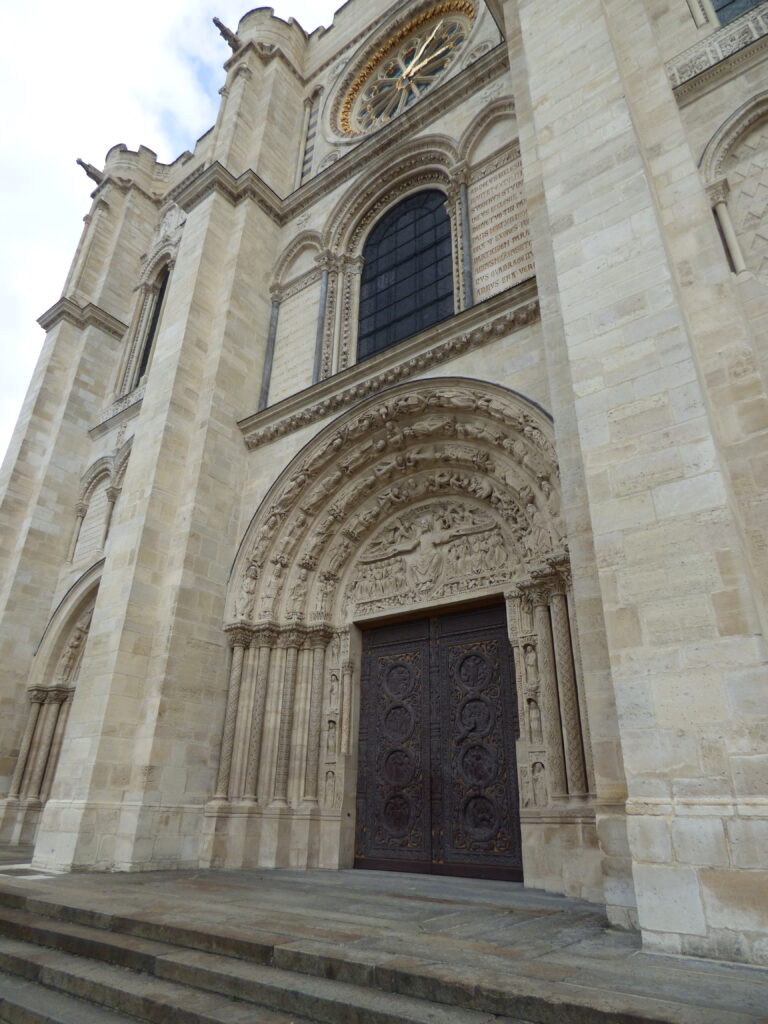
(470, 147), (534, 301)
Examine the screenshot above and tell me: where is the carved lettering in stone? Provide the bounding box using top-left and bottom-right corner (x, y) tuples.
(471, 148), (534, 300)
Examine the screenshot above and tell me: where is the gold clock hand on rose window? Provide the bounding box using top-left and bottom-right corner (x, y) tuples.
(403, 21), (443, 77)
(406, 38), (454, 78)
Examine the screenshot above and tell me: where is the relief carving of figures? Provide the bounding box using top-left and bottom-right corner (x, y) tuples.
(328, 672), (339, 709)
(259, 555), (288, 618)
(349, 502), (515, 611)
(326, 719), (337, 756)
(286, 566), (310, 619)
(234, 562), (259, 620)
(324, 770), (335, 806)
(519, 594), (534, 635)
(524, 644), (539, 692)
(55, 611), (92, 684)
(527, 699), (543, 745)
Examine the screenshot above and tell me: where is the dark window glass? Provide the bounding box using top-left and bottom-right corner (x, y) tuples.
(136, 267), (169, 384)
(357, 190), (454, 361)
(712, 0), (761, 24)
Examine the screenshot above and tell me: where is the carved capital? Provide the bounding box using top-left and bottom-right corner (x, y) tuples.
(105, 486), (120, 504)
(307, 626), (334, 649)
(48, 687), (72, 705)
(75, 502), (88, 519)
(707, 177), (730, 206)
(233, 63), (253, 81)
(278, 627), (307, 650)
(342, 255), (365, 275)
(251, 624), (278, 648)
(226, 624), (255, 649)
(28, 688), (47, 704)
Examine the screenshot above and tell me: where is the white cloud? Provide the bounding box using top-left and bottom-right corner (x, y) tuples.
(0, 0), (340, 467)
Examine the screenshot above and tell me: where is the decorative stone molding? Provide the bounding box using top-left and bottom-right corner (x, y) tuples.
(37, 298), (128, 340)
(213, 380), (589, 840)
(667, 3), (768, 98)
(239, 282), (539, 449)
(169, 47), (509, 224)
(89, 385), (144, 440)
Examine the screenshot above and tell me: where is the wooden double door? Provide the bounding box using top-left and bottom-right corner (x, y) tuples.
(355, 605), (523, 881)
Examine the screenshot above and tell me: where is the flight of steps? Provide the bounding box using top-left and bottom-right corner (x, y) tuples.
(0, 885), (736, 1024)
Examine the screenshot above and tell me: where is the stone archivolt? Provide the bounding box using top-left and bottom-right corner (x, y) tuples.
(207, 380), (591, 866)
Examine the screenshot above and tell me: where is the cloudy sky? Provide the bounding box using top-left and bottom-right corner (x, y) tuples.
(0, 0), (341, 468)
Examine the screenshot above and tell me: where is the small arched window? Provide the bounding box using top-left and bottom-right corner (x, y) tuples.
(357, 190), (454, 362)
(134, 265), (170, 386)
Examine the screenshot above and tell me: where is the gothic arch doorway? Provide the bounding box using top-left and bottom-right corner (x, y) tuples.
(356, 603), (522, 880)
(206, 378), (592, 877)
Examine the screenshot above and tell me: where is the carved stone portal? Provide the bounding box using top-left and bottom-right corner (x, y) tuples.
(210, 379), (590, 870)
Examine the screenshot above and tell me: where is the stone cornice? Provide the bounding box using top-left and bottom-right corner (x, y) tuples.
(89, 385), (145, 440)
(238, 279), (539, 450)
(172, 163), (283, 221)
(37, 297), (128, 340)
(667, 2), (768, 103)
(166, 46), (509, 225)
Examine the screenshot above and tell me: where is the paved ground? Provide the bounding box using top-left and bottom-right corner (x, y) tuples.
(0, 853), (765, 1021)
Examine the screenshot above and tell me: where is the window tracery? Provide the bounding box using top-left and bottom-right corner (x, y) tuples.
(357, 189), (454, 361)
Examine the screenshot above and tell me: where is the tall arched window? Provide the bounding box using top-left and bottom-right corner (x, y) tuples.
(134, 265), (170, 385)
(357, 190), (454, 362)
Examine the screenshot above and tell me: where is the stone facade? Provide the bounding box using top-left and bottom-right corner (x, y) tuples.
(0, 0), (767, 966)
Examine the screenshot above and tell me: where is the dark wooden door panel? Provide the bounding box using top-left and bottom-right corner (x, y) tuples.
(356, 605), (522, 881)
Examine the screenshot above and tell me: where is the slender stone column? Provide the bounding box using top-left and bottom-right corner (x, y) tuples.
(340, 660), (353, 756)
(460, 181), (474, 309)
(39, 690), (71, 802)
(24, 693), (62, 801)
(295, 96), (313, 190)
(567, 587), (595, 793)
(271, 630), (304, 806)
(243, 626), (276, 802)
(530, 588), (567, 799)
(337, 258), (364, 372)
(712, 195), (747, 274)
(102, 486), (119, 547)
(550, 588), (587, 795)
(303, 630), (331, 804)
(313, 267), (330, 384)
(258, 294), (281, 411)
(67, 503), (88, 562)
(7, 690), (46, 799)
(214, 627), (252, 801)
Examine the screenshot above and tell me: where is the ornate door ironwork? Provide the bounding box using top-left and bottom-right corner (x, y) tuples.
(355, 605), (522, 880)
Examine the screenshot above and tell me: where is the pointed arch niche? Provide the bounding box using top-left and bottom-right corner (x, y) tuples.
(204, 379), (597, 889)
(0, 565), (101, 847)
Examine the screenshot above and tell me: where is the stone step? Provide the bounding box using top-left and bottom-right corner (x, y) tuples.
(0, 891), (758, 1024)
(0, 936), (321, 1024)
(0, 924), (515, 1024)
(0, 971), (142, 1024)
